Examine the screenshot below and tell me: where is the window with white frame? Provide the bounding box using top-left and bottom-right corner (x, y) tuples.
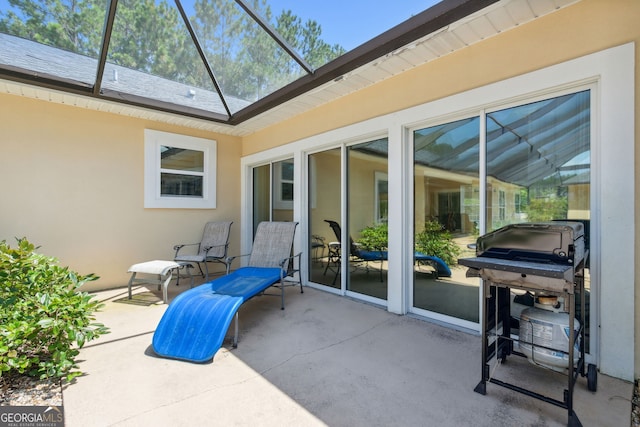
(375, 171), (389, 223)
(273, 159), (294, 210)
(144, 129), (217, 209)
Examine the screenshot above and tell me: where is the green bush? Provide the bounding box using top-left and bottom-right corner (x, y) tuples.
(524, 197), (568, 222)
(415, 220), (461, 266)
(0, 238), (109, 381)
(357, 220), (461, 267)
(358, 223), (388, 251)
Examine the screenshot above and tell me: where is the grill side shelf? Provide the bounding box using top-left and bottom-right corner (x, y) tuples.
(458, 257), (575, 293)
(458, 257), (573, 278)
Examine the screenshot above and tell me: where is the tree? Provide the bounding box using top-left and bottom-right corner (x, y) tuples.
(275, 10), (346, 69)
(0, 0), (106, 55)
(108, 0), (189, 81)
(0, 0), (346, 102)
(524, 197), (568, 222)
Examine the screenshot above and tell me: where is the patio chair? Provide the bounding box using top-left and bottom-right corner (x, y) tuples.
(152, 221), (302, 363)
(323, 220), (385, 285)
(173, 221), (233, 281)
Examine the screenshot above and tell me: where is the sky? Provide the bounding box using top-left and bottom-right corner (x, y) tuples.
(266, 0), (442, 51)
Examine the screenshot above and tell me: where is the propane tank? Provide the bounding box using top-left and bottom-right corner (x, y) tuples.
(519, 295), (580, 372)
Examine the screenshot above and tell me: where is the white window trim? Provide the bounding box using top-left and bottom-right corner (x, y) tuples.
(144, 129), (217, 209)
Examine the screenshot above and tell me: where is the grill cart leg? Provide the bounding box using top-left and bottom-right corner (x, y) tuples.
(475, 280), (491, 395)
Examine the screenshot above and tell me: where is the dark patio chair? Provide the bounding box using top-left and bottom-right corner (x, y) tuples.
(323, 220), (385, 285)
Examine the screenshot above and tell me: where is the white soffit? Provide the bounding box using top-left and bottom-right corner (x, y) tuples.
(0, 0), (579, 137)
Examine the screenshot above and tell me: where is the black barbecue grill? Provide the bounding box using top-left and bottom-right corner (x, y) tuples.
(459, 221), (595, 427)
(462, 222), (585, 293)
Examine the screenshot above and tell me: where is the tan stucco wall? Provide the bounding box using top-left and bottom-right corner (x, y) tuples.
(240, 0), (640, 378)
(0, 94), (242, 291)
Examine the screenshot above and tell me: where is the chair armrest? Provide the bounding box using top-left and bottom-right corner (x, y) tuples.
(203, 242), (230, 258)
(225, 253), (250, 272)
(279, 252), (303, 276)
(173, 243), (199, 257)
(311, 235), (326, 248)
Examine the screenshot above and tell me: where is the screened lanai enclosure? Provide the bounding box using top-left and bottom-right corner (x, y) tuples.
(0, 0), (333, 123)
(1, 0), (496, 126)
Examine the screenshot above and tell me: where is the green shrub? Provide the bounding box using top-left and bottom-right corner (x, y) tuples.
(0, 238), (109, 381)
(415, 220), (461, 266)
(358, 223), (388, 250)
(357, 220), (461, 267)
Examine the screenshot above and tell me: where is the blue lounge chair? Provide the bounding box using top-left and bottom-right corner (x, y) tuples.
(414, 252), (452, 278)
(152, 221), (301, 363)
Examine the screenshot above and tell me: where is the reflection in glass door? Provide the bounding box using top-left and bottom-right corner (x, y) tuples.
(308, 149), (341, 288)
(252, 159), (294, 237)
(347, 138), (388, 300)
(485, 91), (590, 231)
(307, 139), (389, 302)
(413, 117), (480, 322)
(411, 90), (591, 332)
(486, 90), (591, 352)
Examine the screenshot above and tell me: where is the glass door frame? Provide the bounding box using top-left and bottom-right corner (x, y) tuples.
(305, 135), (391, 308)
(407, 112), (483, 333)
(407, 85), (599, 360)
(241, 153), (302, 272)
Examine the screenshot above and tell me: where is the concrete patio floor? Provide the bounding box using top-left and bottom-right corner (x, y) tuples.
(62, 279), (633, 426)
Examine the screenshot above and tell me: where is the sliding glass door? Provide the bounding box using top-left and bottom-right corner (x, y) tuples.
(485, 91), (590, 231)
(308, 149), (341, 288)
(413, 117), (480, 322)
(411, 89), (592, 335)
(347, 138), (388, 300)
(485, 90), (591, 351)
(307, 138), (389, 302)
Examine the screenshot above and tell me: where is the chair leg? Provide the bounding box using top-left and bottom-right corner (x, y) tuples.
(332, 265), (340, 286)
(127, 272), (137, 299)
(233, 312), (239, 348)
(161, 271), (173, 304)
(196, 263), (205, 278)
(188, 265), (194, 288)
(323, 259), (331, 276)
(225, 260), (231, 275)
